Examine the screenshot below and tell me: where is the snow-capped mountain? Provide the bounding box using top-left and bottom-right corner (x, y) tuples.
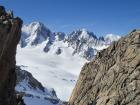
(16, 21), (121, 102)
(20, 22), (112, 60)
(21, 22), (52, 47)
(105, 34), (121, 44)
(67, 28), (106, 60)
(21, 22), (121, 59)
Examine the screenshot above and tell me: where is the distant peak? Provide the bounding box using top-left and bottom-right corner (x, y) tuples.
(70, 28), (97, 39)
(21, 21), (52, 47)
(105, 33), (121, 42)
(22, 21), (50, 33)
(28, 21), (45, 28)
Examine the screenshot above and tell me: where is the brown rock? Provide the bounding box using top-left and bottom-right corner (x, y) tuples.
(0, 6), (22, 105)
(68, 29), (140, 105)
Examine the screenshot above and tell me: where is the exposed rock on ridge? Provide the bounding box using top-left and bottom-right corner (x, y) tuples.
(0, 6), (22, 105)
(16, 66), (60, 105)
(68, 30), (140, 105)
(16, 66), (45, 93)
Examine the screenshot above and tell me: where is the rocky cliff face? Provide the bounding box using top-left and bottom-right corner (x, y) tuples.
(68, 30), (140, 105)
(0, 6), (22, 105)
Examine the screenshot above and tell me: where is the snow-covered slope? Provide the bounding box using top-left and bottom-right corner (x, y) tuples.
(16, 21), (121, 102)
(16, 44), (86, 101)
(16, 66), (62, 105)
(23, 97), (62, 105)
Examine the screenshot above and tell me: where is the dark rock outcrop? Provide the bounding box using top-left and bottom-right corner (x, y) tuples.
(16, 66), (45, 92)
(16, 66), (61, 104)
(0, 6), (22, 105)
(68, 30), (140, 105)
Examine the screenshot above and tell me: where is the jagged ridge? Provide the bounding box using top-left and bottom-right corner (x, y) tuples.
(20, 22), (120, 61)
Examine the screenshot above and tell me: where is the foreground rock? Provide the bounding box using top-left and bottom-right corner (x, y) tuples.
(68, 30), (140, 105)
(0, 6), (22, 105)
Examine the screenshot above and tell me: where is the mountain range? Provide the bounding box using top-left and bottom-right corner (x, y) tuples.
(20, 22), (120, 60)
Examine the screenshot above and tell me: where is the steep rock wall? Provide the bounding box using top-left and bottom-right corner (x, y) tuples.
(68, 30), (140, 105)
(0, 6), (22, 105)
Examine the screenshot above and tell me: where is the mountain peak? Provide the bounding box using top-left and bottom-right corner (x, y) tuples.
(28, 21), (45, 29)
(21, 21), (52, 47)
(105, 33), (121, 42)
(70, 28), (97, 40)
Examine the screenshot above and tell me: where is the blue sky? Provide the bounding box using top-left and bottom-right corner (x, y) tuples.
(1, 0), (140, 36)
